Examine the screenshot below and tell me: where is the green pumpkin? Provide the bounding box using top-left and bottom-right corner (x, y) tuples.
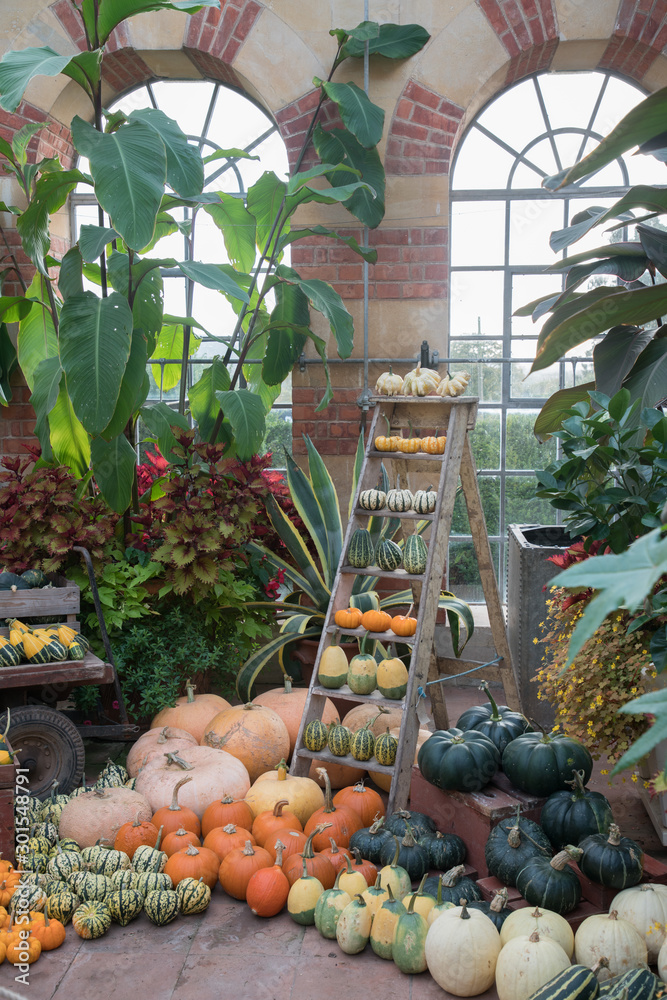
(578, 823), (644, 889)
(66, 638), (87, 660)
(419, 830), (466, 872)
(412, 489), (437, 514)
(327, 722), (351, 757)
(375, 538), (402, 572)
(540, 768), (613, 850)
(72, 900), (112, 939)
(455, 681), (531, 755)
(176, 876), (211, 915)
(349, 724), (375, 762)
(143, 889), (180, 925)
(303, 719), (329, 752)
(512, 964), (599, 1000)
(0, 571), (29, 591)
(403, 532), (427, 575)
(422, 866), (483, 904)
(501, 731), (593, 797)
(359, 488), (386, 511)
(106, 888), (144, 925)
(46, 849), (84, 880)
(46, 890), (80, 924)
(384, 810), (436, 840)
(485, 805), (552, 887)
(468, 888), (512, 930)
(349, 816), (394, 865)
(515, 846), (583, 915)
(418, 727), (500, 792)
(347, 528), (375, 569)
(317, 632), (349, 689)
(135, 871), (173, 895)
(378, 826), (429, 882)
(392, 893), (429, 973)
(386, 483), (414, 512)
(374, 729), (398, 766)
(347, 638), (377, 695)
(20, 568), (47, 588)
(91, 848), (131, 876)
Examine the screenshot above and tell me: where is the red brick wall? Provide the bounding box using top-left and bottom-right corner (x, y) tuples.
(185, 0), (262, 65)
(0, 380), (36, 456)
(600, 0), (667, 80)
(477, 0), (558, 57)
(291, 387), (363, 457)
(386, 82), (464, 176)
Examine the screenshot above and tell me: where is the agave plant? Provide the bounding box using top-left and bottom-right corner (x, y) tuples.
(235, 434), (474, 700)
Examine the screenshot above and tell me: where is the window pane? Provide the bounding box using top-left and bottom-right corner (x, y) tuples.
(505, 476), (554, 524)
(477, 79), (544, 156)
(450, 347), (502, 403)
(505, 410), (556, 470)
(511, 341), (559, 398)
(470, 411), (500, 469)
(450, 202), (506, 266)
(452, 128), (516, 190)
(150, 80), (215, 138)
(509, 197), (566, 265)
(511, 273), (562, 340)
(452, 476), (500, 535)
(450, 270), (504, 336)
(536, 73), (604, 133)
(448, 539), (500, 604)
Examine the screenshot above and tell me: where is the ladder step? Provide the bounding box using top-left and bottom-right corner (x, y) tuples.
(340, 565), (426, 580)
(295, 747), (395, 776)
(353, 509), (435, 521)
(326, 626), (416, 645)
(312, 684), (405, 707)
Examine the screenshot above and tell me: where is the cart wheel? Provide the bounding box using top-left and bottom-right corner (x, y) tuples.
(3, 706), (85, 797)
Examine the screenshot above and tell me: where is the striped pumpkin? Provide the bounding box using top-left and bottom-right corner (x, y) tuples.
(0, 637), (20, 666)
(46, 850), (83, 880)
(328, 723), (351, 757)
(144, 889), (180, 926)
(74, 873), (114, 902)
(303, 720), (329, 752)
(375, 539), (402, 572)
(72, 900), (112, 939)
(46, 891), (79, 925)
(374, 731), (398, 766)
(132, 843), (168, 874)
(403, 534), (428, 575)
(359, 489), (386, 510)
(412, 489), (437, 514)
(109, 869), (143, 892)
(348, 529), (374, 569)
(386, 487), (413, 512)
(135, 871), (173, 895)
(91, 848), (131, 876)
(350, 726), (375, 762)
(106, 888), (144, 926)
(176, 876), (211, 915)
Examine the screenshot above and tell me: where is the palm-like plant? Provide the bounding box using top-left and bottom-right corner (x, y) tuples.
(235, 434), (474, 700)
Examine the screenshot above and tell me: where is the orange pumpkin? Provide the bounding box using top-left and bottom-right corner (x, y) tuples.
(162, 827), (202, 857)
(114, 815), (161, 860)
(252, 679), (337, 758)
(318, 837), (353, 877)
(343, 703), (403, 738)
(332, 781), (385, 827)
(303, 769), (363, 851)
(218, 841), (273, 900)
(360, 609), (392, 633)
(0, 857), (14, 875)
(265, 829), (308, 862)
(333, 608), (363, 630)
(251, 799), (303, 848)
(349, 847), (378, 887)
(246, 842), (290, 918)
(151, 680), (231, 743)
(0, 873), (20, 907)
(421, 430), (446, 454)
(164, 843), (220, 890)
(307, 757), (366, 790)
(390, 603), (418, 637)
(281, 824), (336, 889)
(201, 795), (254, 837)
(202, 704), (290, 784)
(151, 776), (202, 838)
(31, 912), (65, 951)
(6, 936), (41, 965)
(203, 824), (255, 863)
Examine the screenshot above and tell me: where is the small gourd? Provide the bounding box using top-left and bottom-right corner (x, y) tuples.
(317, 631), (349, 689)
(336, 893), (372, 954)
(436, 370), (471, 397)
(396, 422), (422, 454)
(393, 891), (429, 974)
(420, 431), (446, 455)
(303, 719), (329, 752)
(106, 888), (144, 926)
(143, 889), (180, 926)
(349, 721), (376, 762)
(376, 648), (409, 699)
(333, 607), (363, 630)
(402, 363), (441, 396)
(375, 365), (404, 396)
(359, 487), (386, 511)
(347, 528), (374, 569)
(375, 538), (402, 572)
(412, 486), (437, 513)
(176, 876), (212, 915)
(361, 873), (389, 918)
(386, 476), (413, 512)
(71, 900), (111, 939)
(360, 608), (392, 633)
(327, 721), (351, 758)
(374, 729), (398, 766)
(377, 838), (411, 901)
(374, 415), (401, 452)
(403, 533), (428, 575)
(346, 635), (377, 696)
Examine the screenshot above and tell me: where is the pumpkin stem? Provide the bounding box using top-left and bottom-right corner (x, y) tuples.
(272, 800), (290, 818)
(401, 824), (419, 849)
(157, 727), (173, 744)
(406, 892), (418, 913)
(154, 825), (165, 851)
(564, 769), (588, 796)
(459, 900), (470, 919)
(316, 768), (335, 812)
(551, 846), (582, 869)
(184, 844), (200, 856)
(242, 841), (256, 857)
(328, 838), (342, 854)
(606, 824), (622, 846)
(223, 824), (237, 834)
(169, 776), (192, 810)
(369, 815), (386, 835)
(274, 841), (286, 867)
(591, 957), (610, 977)
(435, 875), (444, 905)
(478, 680), (502, 721)
(386, 884), (395, 902)
(415, 873), (428, 895)
(163, 753), (195, 771)
(507, 805), (523, 849)
(301, 823), (332, 859)
(185, 680), (196, 703)
(441, 864), (466, 888)
(490, 888), (508, 912)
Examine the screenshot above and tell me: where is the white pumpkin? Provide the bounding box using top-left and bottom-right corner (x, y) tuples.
(495, 931), (571, 1000)
(436, 370), (471, 397)
(425, 902), (501, 996)
(402, 363), (441, 396)
(134, 745), (250, 818)
(574, 909), (648, 981)
(610, 883), (667, 961)
(58, 786), (153, 848)
(500, 905), (574, 959)
(375, 366), (404, 396)
(658, 934), (667, 981)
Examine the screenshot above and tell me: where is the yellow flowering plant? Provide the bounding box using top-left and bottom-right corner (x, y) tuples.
(535, 586), (655, 763)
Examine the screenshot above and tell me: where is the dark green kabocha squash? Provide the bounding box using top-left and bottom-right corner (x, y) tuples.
(455, 680), (532, 756)
(418, 728), (500, 792)
(348, 816), (395, 866)
(515, 846), (583, 915)
(485, 805), (552, 887)
(468, 888), (512, 930)
(422, 864), (483, 904)
(501, 731), (593, 798)
(378, 827), (430, 882)
(384, 809), (436, 841)
(578, 823), (644, 890)
(540, 768), (613, 851)
(419, 830), (466, 871)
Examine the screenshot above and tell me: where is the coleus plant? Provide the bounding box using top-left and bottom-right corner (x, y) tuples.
(0, 0), (429, 512)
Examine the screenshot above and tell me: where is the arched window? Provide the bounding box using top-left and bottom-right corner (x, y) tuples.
(448, 70), (665, 601)
(70, 79), (292, 457)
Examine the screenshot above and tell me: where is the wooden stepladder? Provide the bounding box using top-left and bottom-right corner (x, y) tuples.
(291, 395), (521, 813)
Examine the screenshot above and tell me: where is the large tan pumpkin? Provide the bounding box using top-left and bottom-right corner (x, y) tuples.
(201, 703), (290, 783)
(126, 726), (198, 778)
(134, 746), (250, 819)
(151, 682), (231, 743)
(372, 727), (431, 792)
(59, 787), (153, 848)
(245, 763), (324, 825)
(342, 703), (403, 737)
(252, 677), (338, 758)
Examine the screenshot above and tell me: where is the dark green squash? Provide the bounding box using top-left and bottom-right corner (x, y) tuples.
(422, 864), (483, 904)
(375, 537), (402, 571)
(521, 964), (601, 1000)
(384, 809), (436, 841)
(419, 830), (466, 871)
(349, 816), (394, 865)
(348, 528), (375, 569)
(515, 846), (583, 915)
(417, 727), (500, 792)
(501, 731), (593, 797)
(0, 571), (30, 591)
(578, 823), (644, 890)
(468, 887), (512, 930)
(540, 768), (613, 850)
(20, 569), (47, 588)
(378, 826), (429, 882)
(485, 805), (552, 887)
(598, 965), (662, 999)
(455, 680), (532, 755)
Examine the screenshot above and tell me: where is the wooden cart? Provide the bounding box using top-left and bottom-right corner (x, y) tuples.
(0, 547), (137, 797)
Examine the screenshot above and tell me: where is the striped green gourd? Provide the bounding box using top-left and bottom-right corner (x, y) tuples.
(109, 868), (143, 892)
(522, 964), (601, 1000)
(143, 889), (180, 926)
(176, 876), (211, 915)
(57, 838), (81, 854)
(41, 635), (68, 662)
(72, 900), (112, 940)
(31, 822), (59, 846)
(135, 871), (173, 895)
(10, 884), (46, 913)
(598, 966), (661, 999)
(0, 636), (20, 666)
(95, 760), (129, 789)
(375, 538), (402, 572)
(349, 723), (375, 762)
(46, 890), (80, 924)
(359, 488), (386, 511)
(374, 729), (398, 766)
(347, 528), (374, 569)
(43, 877), (70, 896)
(74, 872), (114, 902)
(412, 488), (437, 514)
(132, 836), (167, 874)
(106, 888), (144, 926)
(386, 477), (413, 512)
(92, 848), (131, 876)
(327, 722), (351, 757)
(21, 850), (48, 873)
(27, 835), (52, 856)
(66, 638), (87, 660)
(303, 719), (329, 752)
(46, 848), (84, 880)
(403, 533), (427, 575)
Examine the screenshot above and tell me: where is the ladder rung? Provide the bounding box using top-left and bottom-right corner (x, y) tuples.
(311, 684), (405, 707)
(354, 509), (435, 521)
(326, 626), (416, 645)
(295, 747), (395, 776)
(340, 565), (426, 580)
(370, 451), (445, 462)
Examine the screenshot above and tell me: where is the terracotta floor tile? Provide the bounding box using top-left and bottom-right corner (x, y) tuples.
(190, 896), (305, 956)
(0, 931), (83, 998)
(172, 953), (297, 1000)
(81, 911), (199, 952)
(49, 948), (190, 1000)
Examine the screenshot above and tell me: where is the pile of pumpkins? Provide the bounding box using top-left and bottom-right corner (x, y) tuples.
(374, 364), (471, 398)
(0, 617), (90, 667)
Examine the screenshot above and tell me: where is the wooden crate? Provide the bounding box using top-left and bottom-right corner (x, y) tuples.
(0, 574), (80, 622)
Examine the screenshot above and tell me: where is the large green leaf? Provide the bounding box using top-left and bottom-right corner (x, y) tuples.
(59, 291), (133, 436)
(129, 108), (204, 198)
(623, 338), (667, 414)
(83, 0), (220, 47)
(249, 504), (328, 606)
(313, 124), (385, 228)
(48, 374), (91, 477)
(79, 225), (119, 262)
(91, 434), (137, 513)
(176, 260), (249, 304)
(71, 116), (167, 251)
(532, 283), (667, 373)
(100, 327), (150, 440)
(0, 47), (73, 113)
(139, 400), (189, 460)
(548, 188), (667, 251)
(17, 276), (58, 390)
(0, 323), (18, 405)
(150, 322), (200, 391)
(60, 49), (103, 103)
(275, 265), (354, 359)
(106, 251), (165, 341)
(278, 224), (377, 263)
(0, 297), (33, 324)
(235, 625), (321, 701)
(593, 326), (655, 398)
(544, 88), (667, 189)
(31, 356), (62, 459)
(247, 172), (291, 256)
(188, 358), (231, 441)
(283, 446), (336, 589)
(214, 388), (265, 460)
(611, 688), (667, 775)
(203, 194), (257, 272)
(639, 224), (667, 279)
(59, 247), (84, 300)
(533, 383), (596, 441)
(262, 282), (310, 385)
(303, 435), (343, 586)
(341, 22), (431, 60)
(18, 169), (88, 275)
(318, 81), (384, 149)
